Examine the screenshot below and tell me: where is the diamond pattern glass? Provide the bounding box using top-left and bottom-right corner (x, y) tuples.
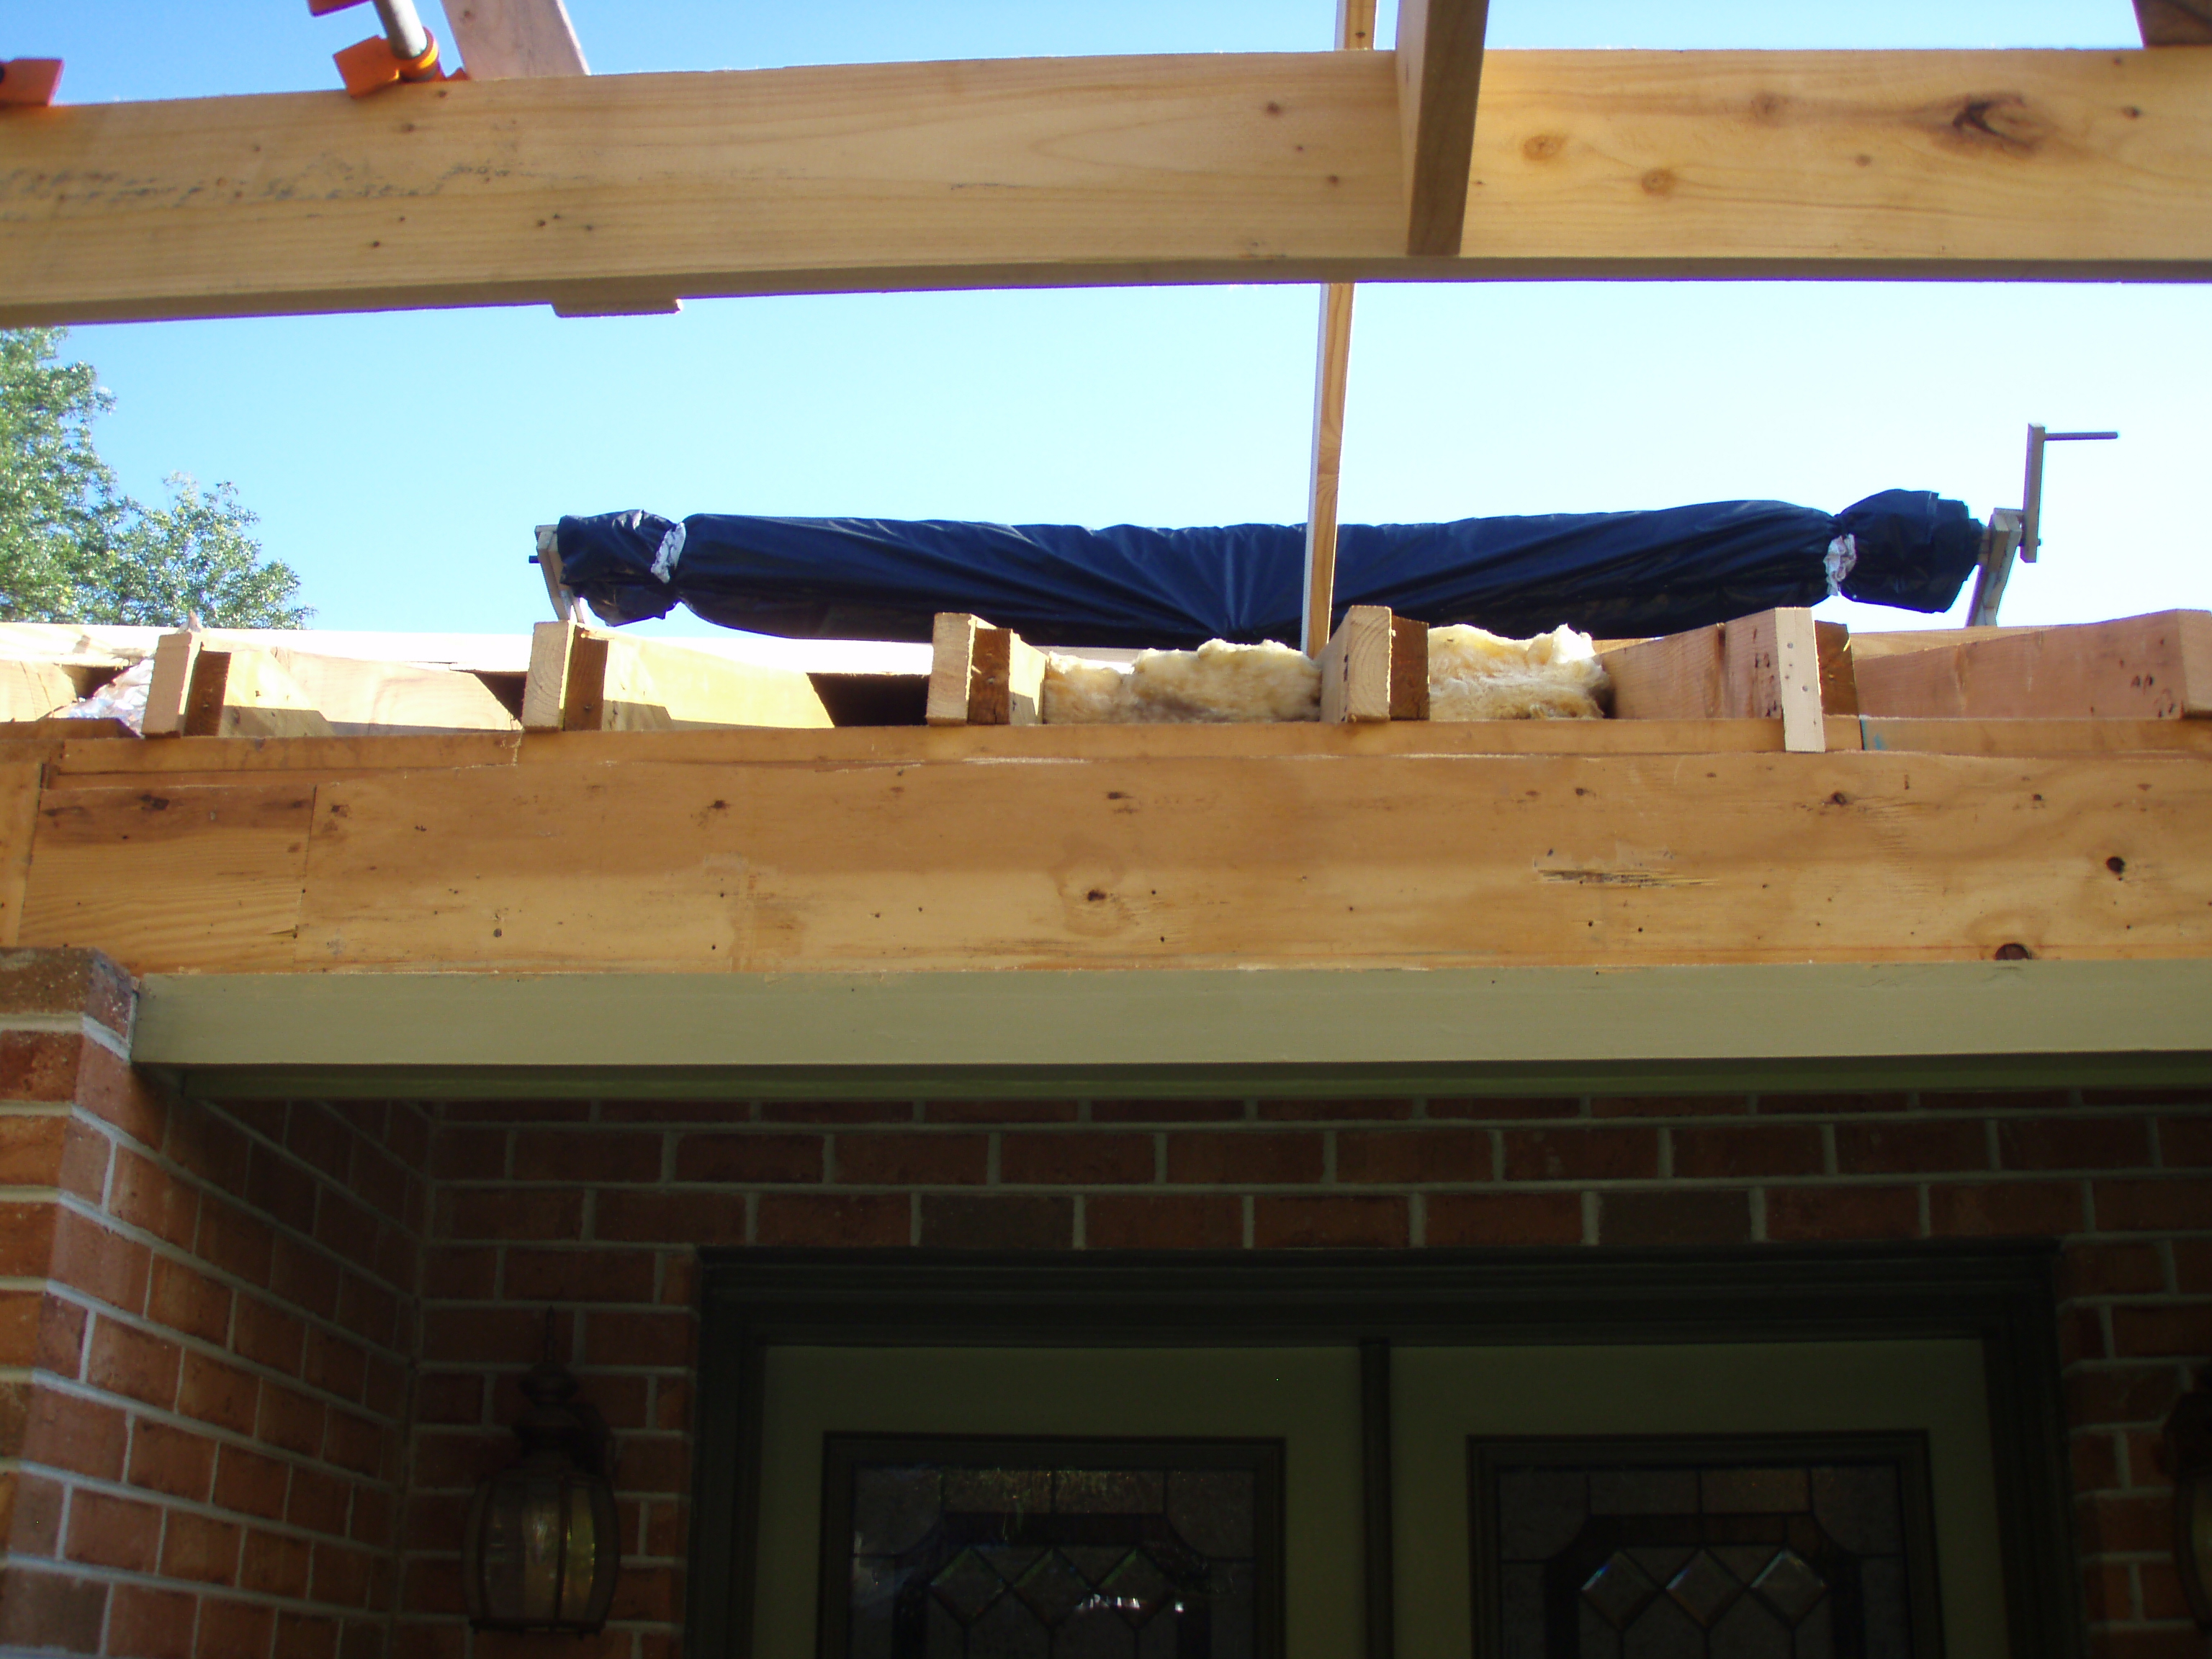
(1583, 1552), (1661, 1629)
(1477, 1437), (1933, 1658)
(825, 1438), (1280, 1659)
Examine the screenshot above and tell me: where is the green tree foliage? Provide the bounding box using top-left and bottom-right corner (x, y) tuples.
(0, 327), (309, 627)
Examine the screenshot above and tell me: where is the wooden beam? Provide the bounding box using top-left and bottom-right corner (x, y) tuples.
(1318, 605), (1394, 723)
(1856, 610), (2211, 720)
(182, 650), (336, 739)
(1600, 610), (1855, 752)
(444, 0), (589, 80)
(2136, 0), (2212, 46)
(525, 623), (835, 732)
(1394, 0), (1491, 255)
(7, 48), (2212, 327)
(22, 743), (2212, 976)
(0, 659), (81, 723)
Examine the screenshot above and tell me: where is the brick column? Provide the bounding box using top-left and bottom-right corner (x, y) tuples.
(0, 950), (430, 1659)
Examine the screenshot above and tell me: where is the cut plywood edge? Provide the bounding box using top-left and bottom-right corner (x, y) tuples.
(1856, 610), (2211, 721)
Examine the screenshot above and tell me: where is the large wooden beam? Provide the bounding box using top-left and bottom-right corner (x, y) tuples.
(1395, 0), (1491, 255)
(17, 743), (2212, 976)
(4, 48), (2211, 326)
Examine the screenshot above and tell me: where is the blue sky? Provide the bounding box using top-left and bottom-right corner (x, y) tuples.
(22, 1), (2200, 640)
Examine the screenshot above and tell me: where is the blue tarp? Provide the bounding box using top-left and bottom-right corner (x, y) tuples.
(553, 490), (1982, 648)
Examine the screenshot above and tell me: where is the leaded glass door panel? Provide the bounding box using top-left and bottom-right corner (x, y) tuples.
(749, 1346), (1364, 1659)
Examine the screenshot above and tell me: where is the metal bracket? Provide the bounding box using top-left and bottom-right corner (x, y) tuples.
(1966, 423), (2117, 626)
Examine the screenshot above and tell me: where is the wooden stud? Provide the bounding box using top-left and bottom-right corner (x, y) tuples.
(1722, 608), (1827, 754)
(1389, 615), (1430, 721)
(968, 629), (1046, 727)
(1302, 282), (1357, 657)
(1394, 0), (1491, 255)
(522, 621), (578, 731)
(1855, 610), (2211, 721)
(1319, 606), (1395, 724)
(143, 631), (203, 737)
(927, 614), (988, 727)
(9, 49), (2212, 328)
(444, 0), (589, 79)
(182, 649), (337, 739)
(2136, 0), (2212, 45)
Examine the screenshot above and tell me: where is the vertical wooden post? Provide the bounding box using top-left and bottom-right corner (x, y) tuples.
(1300, 0), (1378, 659)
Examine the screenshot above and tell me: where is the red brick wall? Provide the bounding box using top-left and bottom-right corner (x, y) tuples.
(1, 953), (429, 1659)
(400, 1088), (2212, 1659)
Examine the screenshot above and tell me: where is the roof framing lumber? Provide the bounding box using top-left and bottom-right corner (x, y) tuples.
(2136, 0), (2212, 46)
(5, 47), (2211, 327)
(444, 0), (589, 80)
(1395, 0), (1491, 255)
(18, 743), (2212, 976)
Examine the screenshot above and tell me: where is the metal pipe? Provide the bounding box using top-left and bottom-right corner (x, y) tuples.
(370, 0), (431, 63)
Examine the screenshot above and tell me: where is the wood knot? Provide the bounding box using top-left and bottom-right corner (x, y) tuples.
(1937, 94), (2047, 157)
(1521, 132), (1566, 162)
(1749, 92), (1787, 122)
(1264, 101), (1283, 116)
(1640, 168), (1678, 197)
(2107, 855), (2126, 876)
(1993, 942), (2033, 961)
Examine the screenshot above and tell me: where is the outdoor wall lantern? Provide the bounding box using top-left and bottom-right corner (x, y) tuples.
(463, 1316), (621, 1632)
(2165, 1367), (2212, 1629)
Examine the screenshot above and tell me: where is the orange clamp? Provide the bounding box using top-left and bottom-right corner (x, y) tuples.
(334, 30), (444, 98)
(0, 58), (63, 107)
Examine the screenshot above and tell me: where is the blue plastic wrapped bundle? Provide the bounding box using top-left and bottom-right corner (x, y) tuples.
(552, 490), (1982, 648)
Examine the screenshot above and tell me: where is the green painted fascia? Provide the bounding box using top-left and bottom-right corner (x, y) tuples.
(131, 961), (2212, 1099)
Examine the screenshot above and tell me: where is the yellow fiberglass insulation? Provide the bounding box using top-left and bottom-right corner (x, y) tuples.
(1426, 624), (1609, 721)
(1040, 626), (1608, 724)
(1043, 640), (1319, 724)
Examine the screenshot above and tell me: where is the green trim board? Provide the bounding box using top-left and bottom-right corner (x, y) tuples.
(132, 962), (2212, 1099)
(689, 1247), (2082, 1659)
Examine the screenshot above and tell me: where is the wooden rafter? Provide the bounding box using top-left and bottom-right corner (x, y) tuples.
(444, 0), (589, 79)
(2136, 0), (2212, 45)
(1395, 0), (1492, 256)
(4, 48), (2210, 326)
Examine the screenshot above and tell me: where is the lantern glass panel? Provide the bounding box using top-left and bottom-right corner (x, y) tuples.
(465, 1465), (619, 1630)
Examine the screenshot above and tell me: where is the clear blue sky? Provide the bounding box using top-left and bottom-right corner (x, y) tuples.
(21, 1), (2201, 640)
